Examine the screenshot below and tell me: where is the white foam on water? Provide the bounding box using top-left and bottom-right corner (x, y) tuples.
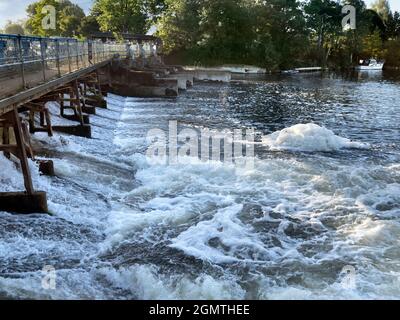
(103, 114), (400, 298)
(262, 123), (369, 152)
(0, 264), (245, 300)
(1, 92), (400, 300)
(101, 264), (245, 300)
(170, 204), (274, 264)
(0, 268), (113, 299)
(0, 154), (25, 192)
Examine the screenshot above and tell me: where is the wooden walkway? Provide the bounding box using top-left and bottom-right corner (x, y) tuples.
(0, 58), (111, 213)
(0, 59), (111, 116)
(0, 34), (160, 214)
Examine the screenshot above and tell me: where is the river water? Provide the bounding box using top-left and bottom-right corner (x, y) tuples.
(0, 70), (400, 299)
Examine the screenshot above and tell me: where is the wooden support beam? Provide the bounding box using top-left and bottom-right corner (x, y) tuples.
(21, 120), (34, 160)
(11, 107), (34, 195)
(2, 122), (10, 144)
(0, 144), (18, 153)
(72, 80), (85, 125)
(25, 103), (53, 137)
(44, 108), (53, 137)
(59, 93), (65, 117)
(1, 120), (11, 158)
(0, 192), (48, 214)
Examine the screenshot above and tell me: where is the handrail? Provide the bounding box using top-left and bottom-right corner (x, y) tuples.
(0, 33), (161, 102)
(0, 59), (111, 115)
(0, 34), (129, 99)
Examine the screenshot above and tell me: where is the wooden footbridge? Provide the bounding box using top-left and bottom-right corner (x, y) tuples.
(0, 34), (141, 213)
(0, 33), (231, 214)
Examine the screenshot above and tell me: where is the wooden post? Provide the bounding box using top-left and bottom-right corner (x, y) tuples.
(26, 103), (53, 137)
(29, 108), (36, 134)
(77, 81), (87, 110)
(73, 80), (84, 125)
(21, 120), (34, 160)
(40, 111), (45, 127)
(2, 122), (9, 144)
(11, 107), (34, 195)
(1, 120), (10, 158)
(59, 93), (65, 117)
(44, 109), (53, 137)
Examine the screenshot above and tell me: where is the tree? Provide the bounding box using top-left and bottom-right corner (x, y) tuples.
(25, 0), (86, 37)
(81, 14), (101, 38)
(156, 0), (202, 54)
(157, 0), (309, 69)
(362, 30), (386, 58)
(142, 0), (167, 22)
(371, 0), (391, 22)
(195, 0), (256, 64)
(93, 0), (149, 35)
(58, 2), (86, 36)
(383, 10), (400, 67)
(304, 0), (341, 65)
(386, 11), (400, 39)
(153, 0), (400, 68)
(384, 36), (400, 66)
(261, 0), (309, 69)
(157, 0), (259, 65)
(4, 20), (26, 35)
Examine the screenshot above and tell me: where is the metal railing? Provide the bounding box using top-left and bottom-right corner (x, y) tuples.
(0, 34), (129, 98)
(128, 40), (158, 59)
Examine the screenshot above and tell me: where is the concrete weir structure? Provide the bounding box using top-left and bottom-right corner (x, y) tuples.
(167, 72), (195, 90)
(0, 33), (233, 214)
(185, 68), (232, 82)
(107, 63), (180, 97)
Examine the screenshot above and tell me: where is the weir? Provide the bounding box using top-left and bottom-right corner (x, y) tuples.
(0, 33), (231, 214)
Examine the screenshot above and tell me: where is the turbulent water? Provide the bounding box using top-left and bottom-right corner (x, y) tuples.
(1, 70), (400, 299)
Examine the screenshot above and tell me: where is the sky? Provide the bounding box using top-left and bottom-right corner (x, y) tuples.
(1, 0), (400, 29)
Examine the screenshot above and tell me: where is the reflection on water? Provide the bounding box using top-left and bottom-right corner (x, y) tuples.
(0, 71), (400, 299)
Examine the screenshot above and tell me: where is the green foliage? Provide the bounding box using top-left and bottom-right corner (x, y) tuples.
(93, 0), (155, 35)
(25, 0), (85, 37)
(16, 0), (400, 69)
(304, 0), (342, 64)
(261, 0), (309, 69)
(386, 11), (400, 39)
(384, 38), (400, 66)
(4, 21), (26, 35)
(157, 0), (308, 69)
(195, 0), (256, 64)
(81, 15), (102, 38)
(156, 0), (202, 54)
(362, 30), (386, 58)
